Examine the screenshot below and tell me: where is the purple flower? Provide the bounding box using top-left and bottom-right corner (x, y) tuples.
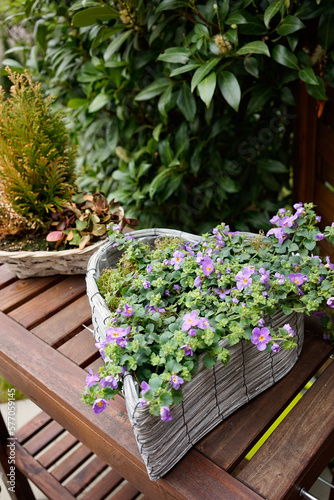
(232, 297), (239, 305)
(164, 290), (170, 296)
(188, 328), (197, 337)
(251, 327), (271, 351)
(270, 214), (281, 224)
(271, 343), (280, 353)
(316, 233), (325, 241)
(258, 318), (265, 327)
(174, 284), (182, 291)
(326, 256), (334, 270)
(116, 337), (128, 348)
(288, 273), (304, 286)
(293, 202), (303, 210)
(86, 368), (99, 388)
(113, 224), (121, 231)
(214, 287), (230, 299)
(146, 264), (153, 273)
(278, 215), (297, 229)
(141, 381), (151, 395)
(105, 326), (131, 342)
(197, 317), (213, 330)
(163, 259), (170, 266)
(95, 340), (107, 350)
(196, 251), (204, 264)
(170, 374), (184, 390)
(202, 257), (215, 277)
(316, 215), (322, 222)
(235, 269), (253, 291)
(93, 398), (109, 414)
(160, 406), (172, 422)
(143, 280), (151, 289)
(171, 251), (185, 270)
(279, 208), (286, 214)
(283, 323), (295, 337)
(212, 228), (218, 234)
(182, 310), (199, 331)
(266, 227), (287, 245)
(194, 276), (203, 288)
(179, 344), (193, 356)
(122, 303), (134, 317)
(259, 268), (270, 285)
(327, 297), (334, 309)
(100, 376), (118, 389)
(275, 272), (285, 285)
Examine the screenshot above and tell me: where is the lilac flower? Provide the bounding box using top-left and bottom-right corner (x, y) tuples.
(164, 290), (170, 296)
(141, 381), (151, 395)
(327, 297), (334, 309)
(182, 310), (199, 331)
(146, 264), (153, 273)
(143, 280), (151, 289)
(235, 269), (253, 291)
(259, 268), (270, 285)
(179, 344), (193, 356)
(293, 202), (303, 210)
(215, 233), (225, 247)
(112, 242), (120, 247)
(122, 303), (134, 317)
(316, 215), (322, 223)
(174, 284), (182, 291)
(139, 398), (148, 407)
(275, 272), (285, 285)
(145, 304), (166, 314)
(262, 291), (269, 298)
(279, 214), (297, 229)
(244, 265), (257, 275)
(270, 214), (281, 224)
(316, 233), (325, 241)
(86, 368), (99, 388)
(170, 374), (184, 390)
(232, 297), (239, 305)
(326, 256), (334, 270)
(188, 328), (197, 337)
(212, 228), (218, 234)
(105, 326), (130, 342)
(258, 318), (265, 327)
(271, 343), (280, 353)
(116, 337), (128, 348)
(214, 287), (230, 299)
(196, 251), (204, 264)
(194, 276), (203, 288)
(95, 340), (107, 350)
(288, 273), (304, 286)
(202, 257), (215, 277)
(171, 251), (185, 270)
(283, 323), (295, 337)
(197, 317), (213, 330)
(100, 376), (118, 389)
(251, 327), (271, 351)
(113, 224), (121, 231)
(266, 227), (287, 244)
(226, 268), (231, 274)
(93, 398), (109, 414)
(160, 406), (172, 422)
(163, 259), (170, 266)
(279, 208), (286, 214)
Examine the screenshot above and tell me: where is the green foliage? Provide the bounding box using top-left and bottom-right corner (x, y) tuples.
(5, 0), (334, 232)
(0, 68), (77, 228)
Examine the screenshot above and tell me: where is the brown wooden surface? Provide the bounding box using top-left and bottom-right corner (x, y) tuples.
(0, 265), (333, 500)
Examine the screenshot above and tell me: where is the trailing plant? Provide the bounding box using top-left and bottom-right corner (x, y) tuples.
(46, 192), (139, 249)
(0, 67), (77, 229)
(82, 202), (334, 420)
(4, 1), (334, 232)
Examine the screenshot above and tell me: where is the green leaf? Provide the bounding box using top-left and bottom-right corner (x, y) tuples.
(306, 76), (327, 100)
(190, 57), (221, 92)
(156, 0), (191, 13)
(244, 57), (259, 78)
(153, 123), (163, 142)
(158, 85), (173, 117)
(104, 30), (132, 60)
(218, 71), (241, 112)
(135, 78), (171, 101)
(197, 72), (217, 108)
(72, 6), (119, 27)
(272, 45), (300, 70)
(67, 98), (87, 109)
(277, 15), (305, 36)
(203, 354), (216, 370)
(237, 41), (270, 57)
(75, 219), (88, 230)
(318, 7), (334, 51)
(88, 93), (110, 113)
(170, 62), (201, 78)
(91, 25), (125, 50)
(157, 47), (190, 64)
(149, 169), (171, 198)
(176, 83), (196, 122)
(263, 0), (285, 28)
(299, 67), (319, 86)
(256, 159), (288, 173)
(225, 10), (248, 25)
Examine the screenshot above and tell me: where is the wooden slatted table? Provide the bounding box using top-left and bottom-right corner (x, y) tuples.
(0, 265), (333, 500)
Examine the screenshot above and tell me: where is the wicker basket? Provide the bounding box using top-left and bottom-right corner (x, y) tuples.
(86, 229), (304, 481)
(0, 238), (107, 279)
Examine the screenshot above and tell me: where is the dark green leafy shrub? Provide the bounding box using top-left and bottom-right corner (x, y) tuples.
(5, 0), (334, 232)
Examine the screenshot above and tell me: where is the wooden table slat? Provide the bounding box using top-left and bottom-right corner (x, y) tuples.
(196, 327), (333, 471)
(31, 294), (92, 347)
(15, 411), (52, 444)
(0, 264), (16, 288)
(37, 432), (78, 469)
(65, 455), (108, 495)
(80, 475), (138, 500)
(52, 444), (93, 482)
(0, 275), (62, 313)
(58, 325), (100, 367)
(8, 275), (86, 328)
(24, 420), (65, 456)
(237, 360), (334, 500)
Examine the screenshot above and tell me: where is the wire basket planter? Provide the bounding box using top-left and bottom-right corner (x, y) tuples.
(86, 229), (304, 481)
